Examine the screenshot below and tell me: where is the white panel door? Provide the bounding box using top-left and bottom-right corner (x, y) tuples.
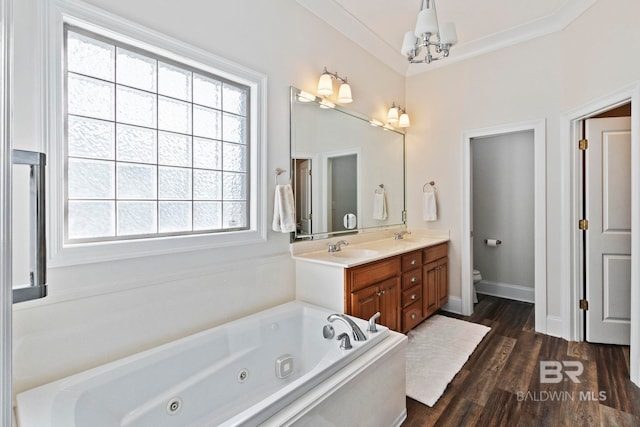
(299, 159), (312, 234)
(585, 117), (631, 344)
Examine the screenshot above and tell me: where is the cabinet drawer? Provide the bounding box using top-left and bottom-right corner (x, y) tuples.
(402, 285), (422, 307)
(403, 301), (423, 331)
(401, 250), (422, 271)
(347, 257), (401, 292)
(402, 270), (422, 290)
(423, 243), (448, 263)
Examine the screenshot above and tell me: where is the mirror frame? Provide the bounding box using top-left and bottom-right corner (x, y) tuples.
(289, 86), (406, 242)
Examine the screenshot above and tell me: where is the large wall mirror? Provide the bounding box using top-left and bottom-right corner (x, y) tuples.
(289, 87), (406, 241)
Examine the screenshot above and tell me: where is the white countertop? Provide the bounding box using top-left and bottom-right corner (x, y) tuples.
(291, 230), (449, 268)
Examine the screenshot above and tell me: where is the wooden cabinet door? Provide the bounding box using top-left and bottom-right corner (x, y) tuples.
(437, 257), (449, 307)
(378, 277), (400, 331)
(423, 261), (438, 317)
(350, 285), (379, 323)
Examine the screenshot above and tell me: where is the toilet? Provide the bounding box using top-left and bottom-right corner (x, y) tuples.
(472, 269), (481, 303)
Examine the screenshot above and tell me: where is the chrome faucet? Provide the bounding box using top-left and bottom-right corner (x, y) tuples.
(393, 230), (411, 240)
(327, 240), (349, 253)
(327, 313), (367, 341)
(368, 312), (381, 333)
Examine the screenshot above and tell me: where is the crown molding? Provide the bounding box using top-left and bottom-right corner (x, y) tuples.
(297, 0), (598, 77)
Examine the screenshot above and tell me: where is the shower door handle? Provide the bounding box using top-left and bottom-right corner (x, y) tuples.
(12, 149), (47, 303)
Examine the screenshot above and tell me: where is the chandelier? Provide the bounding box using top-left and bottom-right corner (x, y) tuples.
(401, 0), (458, 64)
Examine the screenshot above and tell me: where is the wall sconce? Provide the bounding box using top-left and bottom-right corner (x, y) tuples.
(317, 67), (353, 103)
(387, 102), (410, 128)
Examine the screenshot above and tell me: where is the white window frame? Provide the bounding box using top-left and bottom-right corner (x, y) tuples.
(42, 0), (267, 267)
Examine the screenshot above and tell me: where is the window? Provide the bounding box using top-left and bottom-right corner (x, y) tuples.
(64, 26), (250, 243)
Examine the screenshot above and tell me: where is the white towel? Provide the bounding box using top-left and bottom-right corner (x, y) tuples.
(272, 184), (296, 233)
(373, 191), (388, 220)
(422, 191), (437, 221)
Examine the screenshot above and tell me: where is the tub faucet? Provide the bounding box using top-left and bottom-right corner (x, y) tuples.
(327, 240), (349, 253)
(327, 313), (367, 341)
(394, 230), (411, 240)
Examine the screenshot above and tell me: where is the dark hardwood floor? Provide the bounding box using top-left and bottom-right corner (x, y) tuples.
(402, 295), (640, 427)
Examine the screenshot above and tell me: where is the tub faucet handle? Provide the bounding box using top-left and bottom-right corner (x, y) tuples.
(368, 312), (381, 333)
(337, 332), (352, 350)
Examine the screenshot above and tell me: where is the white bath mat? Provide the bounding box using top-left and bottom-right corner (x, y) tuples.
(406, 314), (490, 407)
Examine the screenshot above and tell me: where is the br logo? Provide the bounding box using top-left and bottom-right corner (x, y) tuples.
(540, 361), (584, 384)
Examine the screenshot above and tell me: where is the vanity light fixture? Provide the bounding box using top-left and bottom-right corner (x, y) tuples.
(319, 99), (336, 109)
(297, 90), (316, 102)
(317, 67), (353, 103)
(401, 0), (458, 64)
(387, 102), (410, 128)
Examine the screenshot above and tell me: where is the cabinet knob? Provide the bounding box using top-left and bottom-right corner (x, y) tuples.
(411, 313), (417, 320)
(411, 294), (417, 300)
(411, 259), (417, 265)
(411, 277), (417, 283)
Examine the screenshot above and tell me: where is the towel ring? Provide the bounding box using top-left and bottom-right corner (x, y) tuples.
(423, 181), (436, 192)
(275, 168), (287, 184)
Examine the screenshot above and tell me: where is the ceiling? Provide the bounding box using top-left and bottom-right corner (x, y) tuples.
(296, 0), (598, 76)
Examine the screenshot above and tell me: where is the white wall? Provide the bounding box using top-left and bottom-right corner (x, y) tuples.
(472, 131), (534, 290)
(11, 0), (405, 396)
(406, 0), (640, 324)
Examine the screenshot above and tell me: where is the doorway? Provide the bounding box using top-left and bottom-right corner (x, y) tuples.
(461, 119), (547, 334)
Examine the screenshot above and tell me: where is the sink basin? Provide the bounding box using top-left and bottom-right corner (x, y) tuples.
(330, 248), (379, 259)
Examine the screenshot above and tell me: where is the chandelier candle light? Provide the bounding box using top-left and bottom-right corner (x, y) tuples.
(401, 0), (458, 63)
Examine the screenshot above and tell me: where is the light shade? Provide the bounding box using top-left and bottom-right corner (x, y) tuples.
(414, 8), (438, 37)
(387, 106), (399, 123)
(338, 82), (352, 103)
(398, 112), (411, 128)
(401, 31), (417, 56)
(439, 22), (458, 45)
(317, 73), (333, 96)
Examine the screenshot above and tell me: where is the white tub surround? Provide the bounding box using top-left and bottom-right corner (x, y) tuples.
(15, 301), (406, 427)
(291, 228), (449, 268)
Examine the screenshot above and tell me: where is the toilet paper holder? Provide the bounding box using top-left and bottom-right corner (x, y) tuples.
(484, 239), (502, 246)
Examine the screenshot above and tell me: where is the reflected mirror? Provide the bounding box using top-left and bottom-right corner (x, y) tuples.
(290, 87), (405, 241)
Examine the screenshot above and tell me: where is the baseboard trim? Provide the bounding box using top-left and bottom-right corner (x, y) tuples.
(476, 280), (535, 304)
(441, 296), (463, 315)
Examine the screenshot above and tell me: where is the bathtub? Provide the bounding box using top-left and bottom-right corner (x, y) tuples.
(16, 301), (407, 427)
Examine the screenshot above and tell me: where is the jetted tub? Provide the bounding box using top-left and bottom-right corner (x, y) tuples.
(16, 301), (407, 427)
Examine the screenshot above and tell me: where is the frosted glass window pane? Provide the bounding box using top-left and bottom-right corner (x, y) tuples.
(159, 166), (192, 200)
(68, 201), (115, 239)
(68, 116), (115, 160)
(193, 105), (221, 139)
(222, 143), (246, 172)
(158, 62), (192, 101)
(159, 202), (192, 232)
(193, 74), (221, 109)
(117, 163), (157, 199)
(222, 83), (247, 116)
(68, 74), (115, 121)
(222, 172), (246, 200)
(194, 202), (221, 230)
(117, 201), (157, 236)
(116, 47), (157, 92)
(158, 132), (192, 167)
(116, 86), (157, 128)
(222, 113), (246, 144)
(68, 159), (115, 199)
(193, 138), (222, 170)
(116, 124), (157, 164)
(222, 202), (247, 229)
(67, 31), (114, 81)
(193, 169), (221, 200)
(158, 96), (192, 134)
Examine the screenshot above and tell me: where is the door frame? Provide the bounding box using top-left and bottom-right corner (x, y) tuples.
(563, 83), (640, 386)
(461, 119), (547, 331)
(0, 0), (12, 424)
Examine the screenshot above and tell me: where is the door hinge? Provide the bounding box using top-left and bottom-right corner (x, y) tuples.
(579, 139), (588, 150)
(578, 219), (589, 230)
(579, 299), (589, 310)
